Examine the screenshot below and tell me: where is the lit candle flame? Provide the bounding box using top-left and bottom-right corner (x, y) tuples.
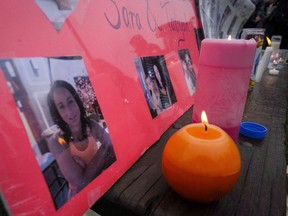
(201, 111), (209, 124)
(201, 111), (208, 131)
(266, 37), (271, 46)
(228, 35), (232, 40)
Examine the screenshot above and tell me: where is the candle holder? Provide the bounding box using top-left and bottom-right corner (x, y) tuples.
(162, 123), (241, 203)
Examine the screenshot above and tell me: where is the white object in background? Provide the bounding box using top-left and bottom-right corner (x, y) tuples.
(271, 41), (281, 50)
(269, 68), (279, 75)
(199, 0), (255, 39)
(271, 35), (282, 50)
(255, 46), (273, 82)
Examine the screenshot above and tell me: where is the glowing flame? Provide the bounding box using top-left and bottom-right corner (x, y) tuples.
(58, 136), (67, 145)
(228, 35), (232, 40)
(266, 37), (271, 46)
(201, 111), (209, 124)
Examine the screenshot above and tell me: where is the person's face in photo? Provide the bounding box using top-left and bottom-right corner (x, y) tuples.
(53, 87), (81, 129)
(146, 76), (158, 92)
(146, 76), (153, 90)
(153, 65), (162, 83)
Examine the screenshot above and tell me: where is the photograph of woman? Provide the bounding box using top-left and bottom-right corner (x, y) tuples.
(46, 80), (116, 201)
(153, 64), (172, 109)
(134, 55), (177, 118)
(145, 74), (163, 116)
(178, 49), (197, 96)
(0, 56), (117, 210)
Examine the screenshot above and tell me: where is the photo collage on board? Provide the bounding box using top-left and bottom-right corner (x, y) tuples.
(0, 56), (116, 210)
(0, 1), (203, 215)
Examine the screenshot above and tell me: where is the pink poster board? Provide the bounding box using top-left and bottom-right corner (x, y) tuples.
(0, 0), (201, 215)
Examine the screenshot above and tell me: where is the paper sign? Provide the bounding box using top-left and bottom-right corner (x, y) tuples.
(0, 0), (200, 215)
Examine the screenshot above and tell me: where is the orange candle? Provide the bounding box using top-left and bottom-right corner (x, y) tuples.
(162, 111), (241, 203)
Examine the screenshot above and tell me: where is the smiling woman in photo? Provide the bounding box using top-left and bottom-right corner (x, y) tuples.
(46, 80), (116, 200)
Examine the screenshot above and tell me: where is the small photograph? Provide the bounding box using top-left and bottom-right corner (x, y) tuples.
(35, 0), (78, 31)
(134, 55), (177, 118)
(178, 49), (197, 96)
(0, 56), (116, 210)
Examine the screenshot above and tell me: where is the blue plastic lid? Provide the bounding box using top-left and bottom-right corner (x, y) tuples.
(240, 122), (267, 140)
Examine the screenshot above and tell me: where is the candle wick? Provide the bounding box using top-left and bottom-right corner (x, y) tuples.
(205, 124), (208, 131)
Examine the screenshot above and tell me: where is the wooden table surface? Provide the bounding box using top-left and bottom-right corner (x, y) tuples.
(92, 66), (288, 216)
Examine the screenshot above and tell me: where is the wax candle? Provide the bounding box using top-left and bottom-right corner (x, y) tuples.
(162, 111), (241, 203)
(192, 38), (256, 143)
(255, 37), (273, 82)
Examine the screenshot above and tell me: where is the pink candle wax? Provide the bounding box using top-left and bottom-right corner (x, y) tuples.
(192, 38), (256, 143)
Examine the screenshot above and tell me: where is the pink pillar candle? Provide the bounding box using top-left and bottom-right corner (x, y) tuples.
(192, 38), (256, 143)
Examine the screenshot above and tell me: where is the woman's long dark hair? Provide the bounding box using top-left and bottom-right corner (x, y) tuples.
(47, 80), (90, 142)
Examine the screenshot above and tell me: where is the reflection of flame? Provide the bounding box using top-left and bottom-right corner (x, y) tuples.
(266, 37), (271, 46)
(201, 111), (208, 124)
(58, 137), (67, 145)
(228, 35), (232, 40)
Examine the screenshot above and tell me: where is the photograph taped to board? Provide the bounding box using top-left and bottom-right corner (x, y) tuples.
(0, 56), (116, 210)
(178, 49), (197, 96)
(134, 55), (177, 119)
(35, 0), (78, 31)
